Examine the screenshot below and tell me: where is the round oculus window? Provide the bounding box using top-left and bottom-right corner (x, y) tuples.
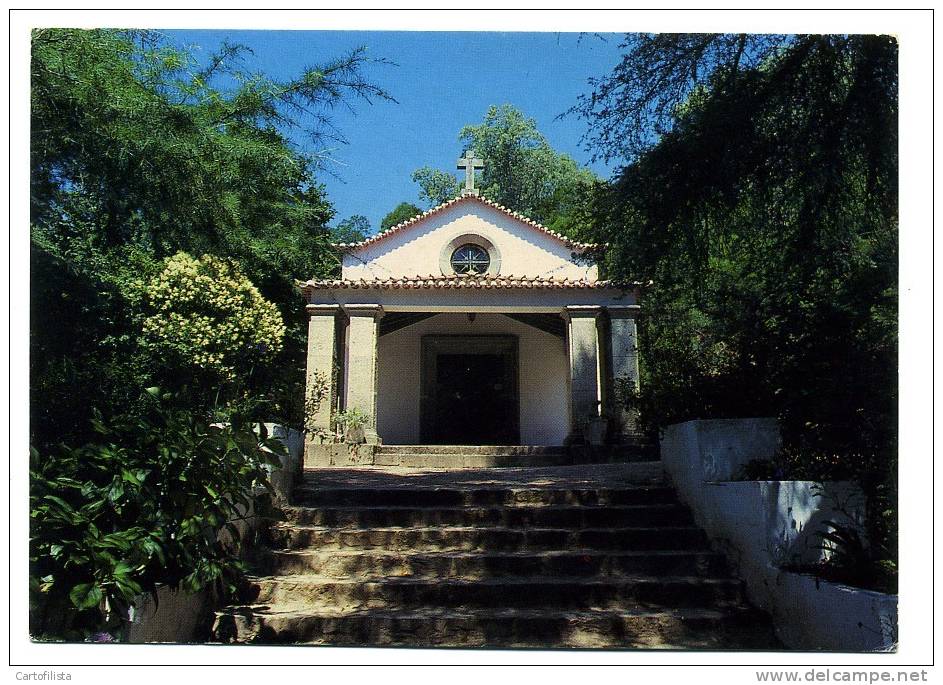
(450, 244), (490, 275)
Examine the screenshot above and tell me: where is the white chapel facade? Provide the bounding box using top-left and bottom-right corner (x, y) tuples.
(301, 153), (641, 448)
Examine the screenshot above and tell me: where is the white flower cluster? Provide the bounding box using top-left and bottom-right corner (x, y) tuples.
(142, 252), (286, 380)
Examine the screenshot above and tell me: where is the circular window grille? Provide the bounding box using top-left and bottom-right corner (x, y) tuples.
(450, 244), (490, 275)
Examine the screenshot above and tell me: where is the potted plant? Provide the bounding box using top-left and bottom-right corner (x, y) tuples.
(334, 408), (369, 444)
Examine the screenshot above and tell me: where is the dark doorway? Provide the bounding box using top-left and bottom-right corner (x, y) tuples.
(420, 335), (519, 445)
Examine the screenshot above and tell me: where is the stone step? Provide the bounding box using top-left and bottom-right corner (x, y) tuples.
(292, 483), (672, 507)
(292, 484), (677, 507)
(367, 452), (656, 469)
(208, 459), (780, 649)
(374, 445), (570, 456)
(278, 503), (692, 528)
(212, 605), (774, 649)
(239, 574), (745, 611)
(272, 525), (710, 553)
(372, 444), (657, 457)
(258, 548), (729, 579)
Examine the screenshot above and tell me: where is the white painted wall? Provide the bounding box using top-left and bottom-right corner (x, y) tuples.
(660, 419), (898, 651)
(342, 201), (597, 281)
(376, 313), (570, 445)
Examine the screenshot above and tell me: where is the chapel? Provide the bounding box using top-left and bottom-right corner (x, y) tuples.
(299, 152), (641, 450)
(211, 155), (777, 651)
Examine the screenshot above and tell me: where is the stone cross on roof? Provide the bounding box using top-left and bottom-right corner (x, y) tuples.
(457, 150), (484, 196)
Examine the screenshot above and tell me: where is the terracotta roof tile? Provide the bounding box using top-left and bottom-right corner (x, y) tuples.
(301, 275), (634, 292)
(334, 194), (598, 251)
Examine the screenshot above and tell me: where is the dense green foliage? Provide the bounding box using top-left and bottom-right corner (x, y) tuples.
(575, 33), (898, 581)
(31, 29), (389, 447)
(29, 29), (389, 637)
(411, 167), (462, 207)
(411, 105), (600, 236)
(331, 215), (371, 245)
(380, 202), (423, 231)
(29, 389), (285, 639)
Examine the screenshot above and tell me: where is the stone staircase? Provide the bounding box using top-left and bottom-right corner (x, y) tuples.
(211, 457), (777, 649)
(324, 443), (659, 469)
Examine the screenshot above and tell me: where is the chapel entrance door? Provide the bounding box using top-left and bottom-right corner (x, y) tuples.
(420, 335), (519, 445)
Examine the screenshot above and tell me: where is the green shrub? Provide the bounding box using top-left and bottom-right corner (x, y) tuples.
(141, 252), (285, 384)
(29, 388), (285, 640)
(734, 447), (865, 483)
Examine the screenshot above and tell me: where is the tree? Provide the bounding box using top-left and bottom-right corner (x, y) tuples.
(31, 29), (390, 266)
(30, 29), (392, 447)
(410, 105), (600, 235)
(380, 202), (422, 231)
(411, 168), (461, 207)
(332, 215), (371, 243)
(460, 105), (597, 223)
(574, 34), (897, 580)
(29, 28), (394, 639)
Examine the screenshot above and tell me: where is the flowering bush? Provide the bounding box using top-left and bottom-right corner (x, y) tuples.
(141, 253), (285, 383)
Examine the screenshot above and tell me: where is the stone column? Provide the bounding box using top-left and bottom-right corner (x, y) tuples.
(608, 305), (642, 439)
(304, 304), (340, 445)
(563, 305), (603, 442)
(343, 304), (384, 445)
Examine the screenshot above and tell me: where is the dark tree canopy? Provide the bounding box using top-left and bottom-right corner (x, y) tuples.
(29, 28), (396, 637)
(380, 202), (422, 231)
(576, 33), (897, 578)
(332, 215), (372, 244)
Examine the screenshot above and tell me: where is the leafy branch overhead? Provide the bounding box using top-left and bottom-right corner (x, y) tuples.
(30, 28), (395, 445)
(31, 28), (394, 261)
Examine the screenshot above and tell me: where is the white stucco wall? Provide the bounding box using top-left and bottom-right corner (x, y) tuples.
(342, 201), (597, 281)
(376, 313), (570, 445)
(660, 419), (898, 651)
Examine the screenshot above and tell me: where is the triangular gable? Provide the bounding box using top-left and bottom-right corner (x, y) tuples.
(335, 194), (596, 253)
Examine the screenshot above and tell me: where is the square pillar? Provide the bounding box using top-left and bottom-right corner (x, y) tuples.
(608, 305), (642, 438)
(304, 304), (340, 445)
(563, 305), (603, 443)
(343, 304), (384, 444)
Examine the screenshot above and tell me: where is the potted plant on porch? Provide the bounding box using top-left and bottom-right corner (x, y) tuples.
(334, 408), (370, 444)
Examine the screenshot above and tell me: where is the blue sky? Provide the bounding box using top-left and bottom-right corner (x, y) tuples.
(163, 30), (626, 233)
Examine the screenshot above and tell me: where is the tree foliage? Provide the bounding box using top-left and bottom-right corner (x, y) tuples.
(411, 167), (461, 207)
(411, 105), (600, 235)
(576, 33), (898, 570)
(29, 29), (391, 638)
(380, 202), (422, 231)
(140, 253), (286, 385)
(30, 29), (391, 447)
(332, 215), (372, 244)
(30, 29), (389, 265)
